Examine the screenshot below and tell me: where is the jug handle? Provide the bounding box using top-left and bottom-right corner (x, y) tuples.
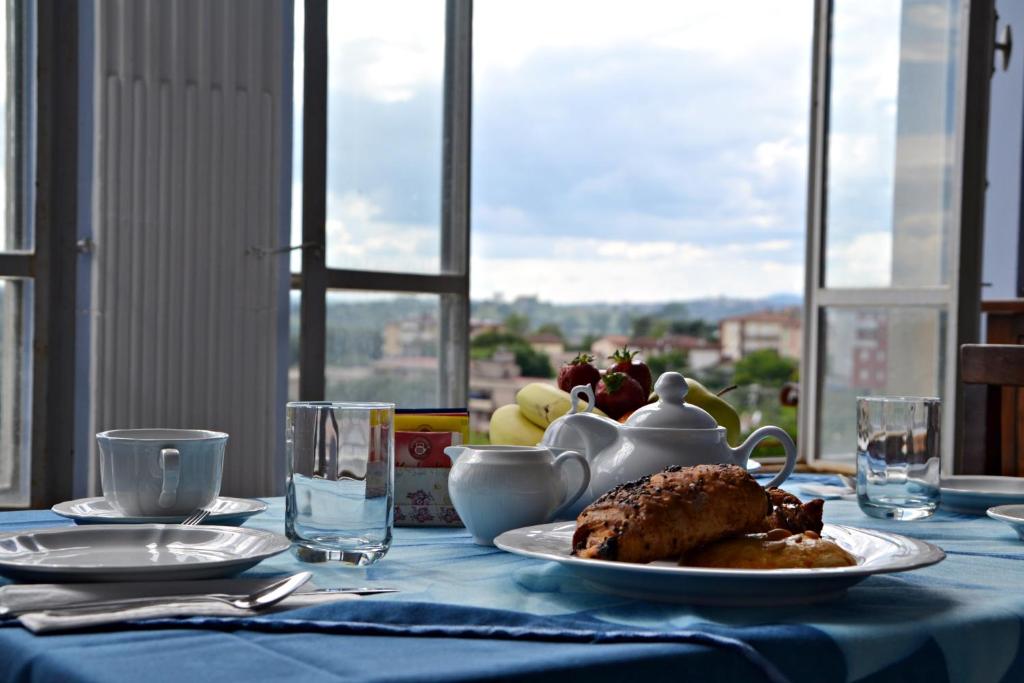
(550, 450), (591, 520)
(730, 426), (797, 489)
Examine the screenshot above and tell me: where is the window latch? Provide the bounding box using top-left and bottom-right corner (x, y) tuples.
(995, 22), (1012, 72)
(245, 242), (322, 258)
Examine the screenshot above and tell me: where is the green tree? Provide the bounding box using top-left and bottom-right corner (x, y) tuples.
(646, 349), (689, 378)
(469, 330), (553, 378)
(631, 315), (654, 338)
(733, 349), (798, 387)
(669, 318), (717, 340)
(515, 348), (553, 377)
(535, 322), (565, 340)
(503, 312), (530, 336)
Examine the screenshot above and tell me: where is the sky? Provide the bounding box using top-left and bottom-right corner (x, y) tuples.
(289, 1), (915, 304)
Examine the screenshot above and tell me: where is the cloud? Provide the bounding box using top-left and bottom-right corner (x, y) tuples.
(324, 192), (439, 273)
(470, 244), (803, 303)
(308, 1), (837, 300)
(825, 231), (893, 288)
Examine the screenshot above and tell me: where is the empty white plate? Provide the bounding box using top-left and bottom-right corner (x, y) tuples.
(0, 524), (291, 582)
(51, 496), (267, 525)
(941, 476), (1024, 514)
(494, 522), (945, 606)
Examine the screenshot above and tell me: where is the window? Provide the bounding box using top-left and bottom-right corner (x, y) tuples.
(0, 2), (79, 508)
(802, 0), (990, 468)
(295, 0), (991, 469)
(0, 3), (33, 507)
(294, 0), (470, 409)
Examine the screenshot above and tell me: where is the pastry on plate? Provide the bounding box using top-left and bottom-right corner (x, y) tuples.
(684, 529), (857, 569)
(571, 464), (825, 564)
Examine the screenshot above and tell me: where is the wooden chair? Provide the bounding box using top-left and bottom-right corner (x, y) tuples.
(960, 344), (1024, 475)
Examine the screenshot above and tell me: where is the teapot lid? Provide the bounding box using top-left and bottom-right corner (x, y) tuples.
(625, 372), (719, 429)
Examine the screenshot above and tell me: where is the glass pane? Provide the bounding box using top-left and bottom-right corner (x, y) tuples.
(288, 291), (300, 401)
(0, 1), (31, 253)
(825, 0), (962, 288)
(818, 307), (946, 461)
(324, 1), (445, 274)
(0, 278), (33, 506)
(325, 291), (441, 408)
(471, 0), (813, 303)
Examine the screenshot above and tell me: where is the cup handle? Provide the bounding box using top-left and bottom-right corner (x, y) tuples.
(158, 447), (181, 508)
(731, 426), (797, 489)
(551, 450), (591, 520)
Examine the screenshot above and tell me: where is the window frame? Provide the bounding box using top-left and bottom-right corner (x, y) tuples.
(0, 0), (78, 508)
(800, 0), (993, 472)
(296, 0), (471, 407)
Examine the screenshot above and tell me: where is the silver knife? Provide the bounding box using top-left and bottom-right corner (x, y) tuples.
(4, 585), (398, 617)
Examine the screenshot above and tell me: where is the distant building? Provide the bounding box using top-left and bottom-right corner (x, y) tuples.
(718, 308), (801, 361)
(526, 333), (565, 357)
(851, 311), (888, 389)
(659, 335), (722, 371)
(469, 319), (503, 339)
(468, 351), (536, 433)
(382, 314), (438, 358)
(590, 335), (630, 361)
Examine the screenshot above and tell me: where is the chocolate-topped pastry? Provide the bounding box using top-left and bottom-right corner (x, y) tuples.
(571, 464), (770, 562)
(571, 464), (827, 564)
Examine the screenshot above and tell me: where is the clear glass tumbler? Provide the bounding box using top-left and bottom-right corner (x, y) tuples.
(286, 401), (395, 564)
(856, 396), (941, 520)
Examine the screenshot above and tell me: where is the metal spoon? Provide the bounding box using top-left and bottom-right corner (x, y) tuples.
(33, 571), (314, 617)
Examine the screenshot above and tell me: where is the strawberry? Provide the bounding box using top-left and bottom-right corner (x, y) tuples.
(608, 347), (653, 396)
(596, 371), (647, 420)
(557, 353), (601, 392)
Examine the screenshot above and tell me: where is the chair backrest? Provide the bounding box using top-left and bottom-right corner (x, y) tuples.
(960, 344), (1024, 476)
(961, 344), (1024, 387)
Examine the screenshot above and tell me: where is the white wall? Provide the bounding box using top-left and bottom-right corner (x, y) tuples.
(85, 0), (292, 497)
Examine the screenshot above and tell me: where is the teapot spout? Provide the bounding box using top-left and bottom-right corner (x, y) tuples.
(560, 412), (620, 463)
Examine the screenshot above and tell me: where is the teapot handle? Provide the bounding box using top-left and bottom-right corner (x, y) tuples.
(569, 385), (598, 414)
(731, 426), (797, 489)
(550, 450), (591, 520)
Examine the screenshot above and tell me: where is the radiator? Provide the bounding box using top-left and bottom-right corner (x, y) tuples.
(88, 0), (290, 497)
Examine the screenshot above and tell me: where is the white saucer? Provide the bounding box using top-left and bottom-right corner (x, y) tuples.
(0, 524), (289, 581)
(51, 496), (267, 525)
(940, 476), (1024, 514)
(986, 505), (1024, 540)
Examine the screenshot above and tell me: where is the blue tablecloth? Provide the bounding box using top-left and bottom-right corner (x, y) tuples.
(2, 474), (1024, 683)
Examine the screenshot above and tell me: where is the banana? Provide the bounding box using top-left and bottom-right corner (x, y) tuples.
(516, 383), (574, 428)
(516, 382), (606, 428)
(488, 404), (545, 446)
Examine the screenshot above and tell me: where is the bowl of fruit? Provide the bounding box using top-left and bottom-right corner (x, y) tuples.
(488, 349), (796, 516)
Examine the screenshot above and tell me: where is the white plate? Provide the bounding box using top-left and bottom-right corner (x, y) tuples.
(940, 476), (1024, 514)
(746, 459), (761, 472)
(986, 505), (1024, 540)
(0, 524), (291, 582)
(51, 496), (267, 525)
(494, 522), (945, 606)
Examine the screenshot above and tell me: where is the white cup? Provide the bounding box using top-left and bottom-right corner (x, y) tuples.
(97, 429), (228, 517)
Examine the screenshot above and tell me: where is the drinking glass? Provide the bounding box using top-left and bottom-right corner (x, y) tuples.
(285, 401), (395, 564)
(856, 396), (941, 520)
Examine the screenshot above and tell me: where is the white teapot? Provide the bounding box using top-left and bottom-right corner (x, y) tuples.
(553, 372), (797, 516)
